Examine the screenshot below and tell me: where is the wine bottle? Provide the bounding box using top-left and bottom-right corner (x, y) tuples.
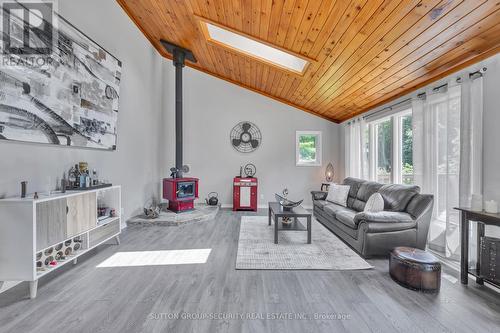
(74, 164), (80, 188)
(80, 170), (87, 188)
(92, 169), (98, 186)
(68, 166), (76, 189)
(85, 170), (91, 188)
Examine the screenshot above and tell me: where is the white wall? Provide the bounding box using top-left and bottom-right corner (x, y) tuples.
(161, 65), (342, 207)
(0, 0), (165, 222)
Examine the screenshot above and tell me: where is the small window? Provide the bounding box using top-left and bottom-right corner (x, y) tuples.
(296, 131), (322, 166)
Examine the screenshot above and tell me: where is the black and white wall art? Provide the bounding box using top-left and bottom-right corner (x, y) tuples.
(0, 8), (122, 150)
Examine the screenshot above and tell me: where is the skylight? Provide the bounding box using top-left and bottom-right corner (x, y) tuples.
(202, 22), (309, 74)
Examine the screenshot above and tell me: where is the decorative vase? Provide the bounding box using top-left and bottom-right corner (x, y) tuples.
(485, 200), (499, 214)
(471, 194), (483, 211)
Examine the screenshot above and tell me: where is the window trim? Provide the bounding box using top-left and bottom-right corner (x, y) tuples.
(296, 131), (322, 167)
(369, 117), (394, 184)
(395, 110), (413, 185)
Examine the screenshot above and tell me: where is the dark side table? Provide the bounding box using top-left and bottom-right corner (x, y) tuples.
(268, 202), (311, 244)
(455, 207), (500, 287)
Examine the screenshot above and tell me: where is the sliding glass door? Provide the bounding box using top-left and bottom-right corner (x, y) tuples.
(433, 91), (461, 259)
(413, 86), (461, 259)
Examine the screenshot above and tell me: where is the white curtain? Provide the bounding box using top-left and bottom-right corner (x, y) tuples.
(344, 118), (367, 179)
(412, 83), (461, 258)
(460, 75), (483, 265)
(459, 76), (483, 206)
(412, 76), (483, 259)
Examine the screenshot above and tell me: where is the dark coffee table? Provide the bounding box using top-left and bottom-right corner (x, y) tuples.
(268, 202), (312, 244)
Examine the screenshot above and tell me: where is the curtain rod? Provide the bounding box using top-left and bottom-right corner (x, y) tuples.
(359, 67), (487, 121)
(362, 98), (411, 120)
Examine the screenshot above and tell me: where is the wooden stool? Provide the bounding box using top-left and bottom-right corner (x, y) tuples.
(389, 247), (441, 293)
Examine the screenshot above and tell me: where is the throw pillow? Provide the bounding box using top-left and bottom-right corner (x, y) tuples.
(326, 184), (350, 207)
(364, 193), (384, 212)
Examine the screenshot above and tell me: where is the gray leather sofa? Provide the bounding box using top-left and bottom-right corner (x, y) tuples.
(312, 177), (434, 258)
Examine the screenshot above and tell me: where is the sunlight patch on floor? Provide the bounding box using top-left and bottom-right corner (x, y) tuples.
(96, 249), (211, 268)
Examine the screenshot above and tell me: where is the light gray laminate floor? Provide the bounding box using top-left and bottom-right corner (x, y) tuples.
(1, 209), (500, 333)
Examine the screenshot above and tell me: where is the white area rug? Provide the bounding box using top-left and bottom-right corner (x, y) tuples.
(236, 216), (373, 270)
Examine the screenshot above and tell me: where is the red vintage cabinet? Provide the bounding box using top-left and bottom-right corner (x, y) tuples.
(233, 177), (258, 211)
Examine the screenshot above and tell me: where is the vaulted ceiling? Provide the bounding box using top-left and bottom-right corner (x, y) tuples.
(117, 0), (500, 123)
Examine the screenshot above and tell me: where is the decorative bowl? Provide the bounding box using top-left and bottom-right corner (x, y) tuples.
(275, 193), (303, 211)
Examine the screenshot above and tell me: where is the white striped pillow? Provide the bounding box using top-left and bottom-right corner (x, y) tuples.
(364, 193), (384, 212)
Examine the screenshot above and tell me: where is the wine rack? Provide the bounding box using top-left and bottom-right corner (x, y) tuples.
(0, 185), (121, 299)
(36, 234), (88, 275)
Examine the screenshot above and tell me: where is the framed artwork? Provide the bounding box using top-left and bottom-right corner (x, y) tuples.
(0, 8), (122, 150)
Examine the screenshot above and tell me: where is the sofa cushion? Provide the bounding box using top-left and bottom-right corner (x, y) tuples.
(379, 184), (420, 212)
(357, 181), (384, 201)
(362, 221), (417, 233)
(353, 211), (415, 226)
(335, 210), (358, 229)
(350, 181), (384, 212)
(331, 218), (359, 239)
(326, 184), (350, 207)
(313, 200), (329, 211)
(323, 203), (351, 217)
(343, 177), (365, 209)
(343, 177), (365, 198)
(406, 194), (434, 219)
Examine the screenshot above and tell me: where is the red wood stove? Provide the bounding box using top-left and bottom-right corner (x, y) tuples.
(163, 178), (199, 213)
(233, 177), (258, 211)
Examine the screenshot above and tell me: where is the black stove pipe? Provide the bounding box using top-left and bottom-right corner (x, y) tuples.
(160, 40), (197, 178)
(174, 50), (184, 177)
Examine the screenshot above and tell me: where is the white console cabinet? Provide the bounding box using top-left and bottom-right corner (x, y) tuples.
(0, 186), (121, 298)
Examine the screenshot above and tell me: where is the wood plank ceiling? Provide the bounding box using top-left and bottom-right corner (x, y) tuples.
(116, 0), (500, 123)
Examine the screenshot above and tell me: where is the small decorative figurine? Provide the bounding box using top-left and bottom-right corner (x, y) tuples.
(244, 163), (257, 177)
(34, 192), (39, 199)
